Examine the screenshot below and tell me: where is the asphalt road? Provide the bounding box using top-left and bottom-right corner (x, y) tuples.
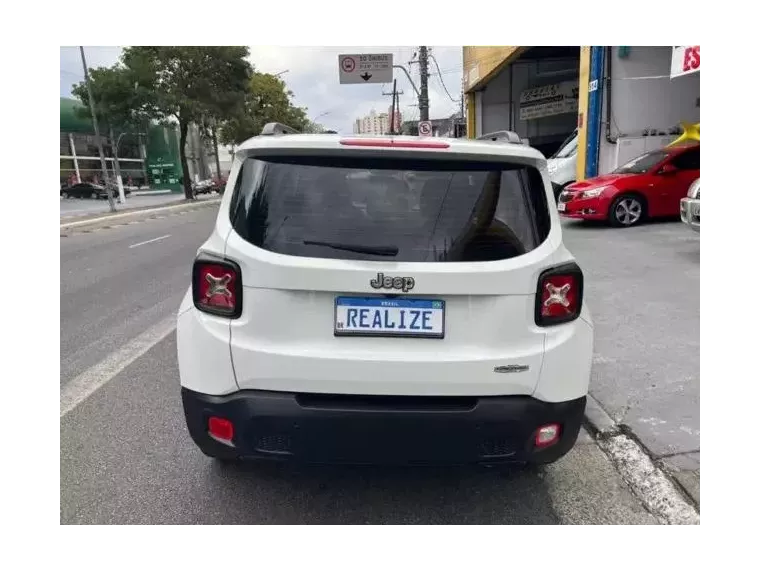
(60, 206), (217, 385)
(59, 205), (660, 524)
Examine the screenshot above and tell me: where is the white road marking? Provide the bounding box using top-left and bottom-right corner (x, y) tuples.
(129, 234), (171, 249)
(60, 316), (177, 417)
(598, 434), (699, 524)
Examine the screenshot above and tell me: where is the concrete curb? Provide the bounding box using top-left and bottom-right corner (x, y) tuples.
(583, 394), (619, 436)
(583, 394), (700, 520)
(60, 198), (221, 230)
(131, 189), (173, 196)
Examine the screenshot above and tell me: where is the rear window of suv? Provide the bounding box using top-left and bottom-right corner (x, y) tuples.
(229, 155), (550, 262)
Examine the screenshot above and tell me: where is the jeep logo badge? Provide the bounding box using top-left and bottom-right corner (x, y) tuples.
(370, 272), (415, 293)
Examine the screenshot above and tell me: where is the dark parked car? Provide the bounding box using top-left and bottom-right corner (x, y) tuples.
(211, 176), (228, 194)
(61, 182), (131, 200)
(192, 179), (215, 195)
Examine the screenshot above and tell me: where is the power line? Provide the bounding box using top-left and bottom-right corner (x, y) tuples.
(430, 54), (459, 103)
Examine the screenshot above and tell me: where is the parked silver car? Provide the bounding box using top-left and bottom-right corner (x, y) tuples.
(680, 178), (700, 233)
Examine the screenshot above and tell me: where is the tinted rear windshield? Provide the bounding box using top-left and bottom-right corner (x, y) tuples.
(229, 155), (550, 262)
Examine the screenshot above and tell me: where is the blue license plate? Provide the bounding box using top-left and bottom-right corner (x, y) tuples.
(334, 297), (445, 338)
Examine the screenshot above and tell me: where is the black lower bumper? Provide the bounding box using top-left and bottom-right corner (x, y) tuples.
(181, 388), (586, 466)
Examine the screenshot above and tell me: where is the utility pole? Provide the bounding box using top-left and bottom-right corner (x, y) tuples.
(80, 46), (116, 212)
(418, 46), (430, 122)
(383, 79), (403, 134)
(457, 85), (466, 138)
(109, 127), (126, 203)
(393, 91), (404, 135)
(390, 79), (396, 134)
(211, 121), (222, 180)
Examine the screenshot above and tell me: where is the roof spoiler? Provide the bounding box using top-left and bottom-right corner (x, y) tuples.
(477, 130), (525, 144)
(260, 122), (299, 136)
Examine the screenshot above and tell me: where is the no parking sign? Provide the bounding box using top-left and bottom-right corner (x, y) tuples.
(418, 121), (432, 136)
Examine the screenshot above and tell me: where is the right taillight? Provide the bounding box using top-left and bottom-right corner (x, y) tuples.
(192, 255), (243, 318)
(535, 263), (584, 327)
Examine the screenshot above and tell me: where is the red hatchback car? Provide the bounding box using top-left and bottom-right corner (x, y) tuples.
(558, 143), (699, 227)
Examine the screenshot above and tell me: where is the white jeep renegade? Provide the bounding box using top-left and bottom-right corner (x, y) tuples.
(177, 124), (594, 467)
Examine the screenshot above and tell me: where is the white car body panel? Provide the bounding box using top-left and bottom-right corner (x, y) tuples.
(179, 134), (593, 403)
(547, 155), (577, 187)
(177, 290), (238, 395)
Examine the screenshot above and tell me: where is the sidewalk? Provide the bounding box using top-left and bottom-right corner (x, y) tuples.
(60, 193), (221, 231)
(60, 192), (219, 223)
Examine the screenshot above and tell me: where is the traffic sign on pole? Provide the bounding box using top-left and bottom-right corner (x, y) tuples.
(418, 120), (432, 136)
(339, 53), (393, 84)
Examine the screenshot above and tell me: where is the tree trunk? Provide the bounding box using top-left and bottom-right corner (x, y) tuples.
(212, 127), (222, 178)
(178, 119), (194, 200)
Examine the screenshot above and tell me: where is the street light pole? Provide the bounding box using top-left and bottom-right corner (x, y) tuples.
(80, 46), (116, 212)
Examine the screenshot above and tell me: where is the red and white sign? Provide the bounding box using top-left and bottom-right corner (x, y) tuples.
(418, 121), (432, 136)
(341, 56), (356, 73)
(671, 46), (700, 79)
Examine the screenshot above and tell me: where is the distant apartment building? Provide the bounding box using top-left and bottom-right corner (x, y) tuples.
(353, 109), (390, 134)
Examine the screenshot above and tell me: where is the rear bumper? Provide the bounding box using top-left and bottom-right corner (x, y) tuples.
(182, 388), (586, 466)
(680, 197), (700, 232)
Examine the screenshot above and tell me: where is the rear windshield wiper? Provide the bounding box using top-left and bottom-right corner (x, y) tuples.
(303, 240), (399, 256)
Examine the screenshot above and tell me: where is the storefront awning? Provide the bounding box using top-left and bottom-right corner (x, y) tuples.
(463, 47), (527, 93)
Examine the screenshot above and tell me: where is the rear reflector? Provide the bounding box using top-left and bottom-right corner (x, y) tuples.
(535, 423), (560, 448)
(339, 138), (450, 149)
(192, 256), (243, 318)
(208, 416), (234, 444)
(535, 263), (583, 326)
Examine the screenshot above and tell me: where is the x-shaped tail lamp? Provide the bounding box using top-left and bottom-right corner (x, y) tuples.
(543, 282), (571, 308)
(205, 273), (233, 298)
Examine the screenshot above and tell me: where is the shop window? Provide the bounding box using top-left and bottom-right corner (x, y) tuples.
(60, 133), (71, 155)
(116, 139), (141, 159)
(72, 133), (111, 158)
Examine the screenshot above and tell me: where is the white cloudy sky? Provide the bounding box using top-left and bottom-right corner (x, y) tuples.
(60, 46), (464, 134)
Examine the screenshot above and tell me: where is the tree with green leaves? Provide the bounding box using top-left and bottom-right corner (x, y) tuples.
(73, 46), (251, 199)
(72, 64), (154, 192)
(219, 71), (311, 144)
(72, 65), (152, 134)
(302, 120), (327, 134)
(119, 46), (252, 198)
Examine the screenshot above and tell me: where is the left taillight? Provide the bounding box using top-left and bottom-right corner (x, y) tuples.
(535, 263), (584, 327)
(192, 255), (243, 318)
